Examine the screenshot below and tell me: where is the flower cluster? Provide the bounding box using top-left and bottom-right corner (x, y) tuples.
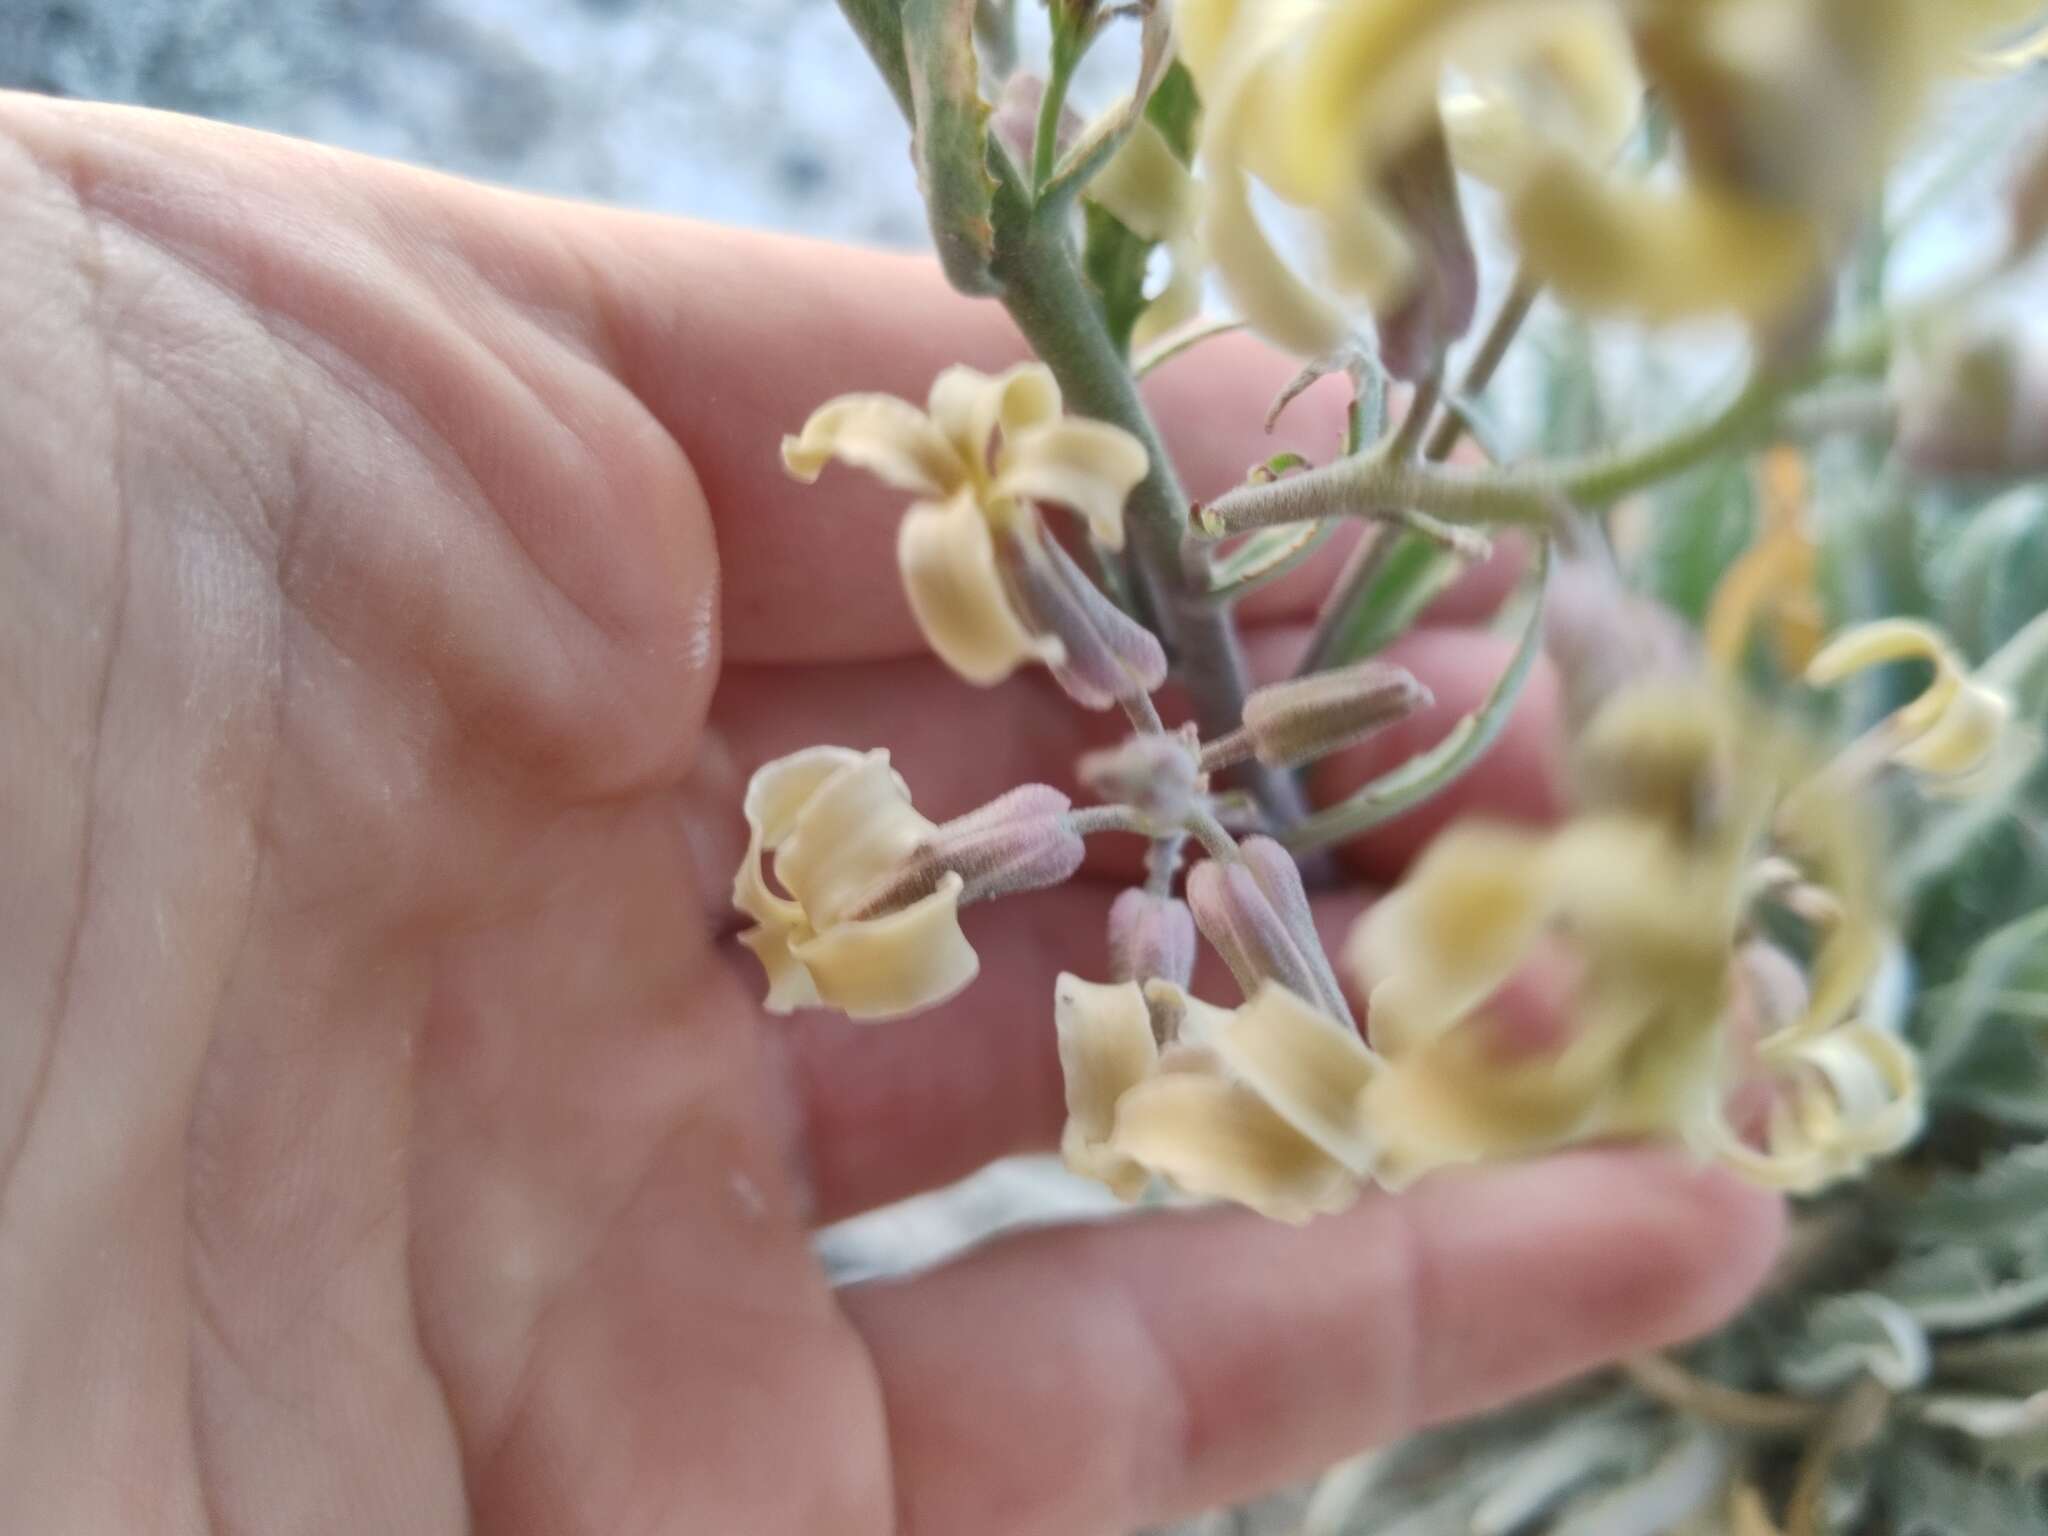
(1175, 0), (2036, 360)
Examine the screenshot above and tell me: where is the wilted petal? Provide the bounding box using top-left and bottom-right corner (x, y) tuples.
(1214, 983), (1382, 1175)
(781, 394), (965, 496)
(789, 874), (978, 1020)
(926, 362), (1063, 478)
(898, 493), (1061, 686)
(994, 419), (1149, 549)
(1110, 1070), (1359, 1224)
(1055, 974), (1161, 1198)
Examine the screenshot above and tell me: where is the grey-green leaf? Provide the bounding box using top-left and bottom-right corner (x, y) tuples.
(905, 0), (1000, 295)
(1777, 1293), (1932, 1392)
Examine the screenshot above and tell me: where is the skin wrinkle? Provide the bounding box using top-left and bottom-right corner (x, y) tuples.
(0, 159), (125, 1218)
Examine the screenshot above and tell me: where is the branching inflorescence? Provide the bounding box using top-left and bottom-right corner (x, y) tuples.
(738, 0), (2042, 1232)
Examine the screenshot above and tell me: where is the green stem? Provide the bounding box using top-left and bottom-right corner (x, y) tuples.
(835, 0), (1304, 828)
(1033, 30), (1080, 193)
(1210, 322), (1894, 540)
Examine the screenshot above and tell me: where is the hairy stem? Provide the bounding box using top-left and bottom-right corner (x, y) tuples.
(1213, 320), (1893, 540)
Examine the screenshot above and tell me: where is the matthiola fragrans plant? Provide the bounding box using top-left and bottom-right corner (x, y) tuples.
(743, 2), (2048, 1530)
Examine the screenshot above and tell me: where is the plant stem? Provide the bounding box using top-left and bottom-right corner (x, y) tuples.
(1033, 27), (1081, 192)
(1622, 1355), (1827, 1434)
(993, 222), (1309, 825)
(1298, 275), (1537, 676)
(836, 0), (1303, 827)
(1212, 319), (1893, 540)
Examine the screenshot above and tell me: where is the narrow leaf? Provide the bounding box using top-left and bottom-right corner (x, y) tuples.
(905, 0), (1000, 294)
(1776, 1293), (1931, 1392)
(1206, 521), (1340, 601)
(1284, 541), (1551, 853)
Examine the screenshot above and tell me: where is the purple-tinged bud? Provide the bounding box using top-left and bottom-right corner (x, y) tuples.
(1897, 328), (2048, 479)
(931, 784), (1086, 904)
(1079, 726), (1203, 823)
(1188, 838), (1356, 1028)
(1107, 888), (1197, 988)
(851, 784), (1083, 917)
(1210, 661), (1431, 771)
(996, 518), (1169, 710)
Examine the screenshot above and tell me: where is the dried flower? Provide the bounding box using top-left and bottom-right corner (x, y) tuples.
(1806, 619), (2016, 794)
(733, 748), (978, 1020)
(781, 363), (1150, 690)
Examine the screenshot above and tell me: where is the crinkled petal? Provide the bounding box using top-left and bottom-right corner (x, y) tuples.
(1510, 162), (1822, 325)
(1110, 1070), (1359, 1223)
(898, 494), (1061, 686)
(1054, 975), (1160, 1198)
(781, 394), (965, 496)
(735, 746), (866, 925)
(994, 420), (1149, 549)
(774, 750), (935, 929)
(1214, 984), (1382, 1174)
(1055, 975), (1160, 1145)
(926, 363), (1062, 474)
(1896, 676), (2013, 788)
(740, 920), (824, 1015)
(788, 873), (978, 1020)
(1448, 3), (1640, 183)
(1806, 619), (1963, 727)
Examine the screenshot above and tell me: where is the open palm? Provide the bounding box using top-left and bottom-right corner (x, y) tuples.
(0, 95), (1779, 1536)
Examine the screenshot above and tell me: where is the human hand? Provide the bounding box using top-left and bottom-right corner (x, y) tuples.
(0, 94), (1779, 1536)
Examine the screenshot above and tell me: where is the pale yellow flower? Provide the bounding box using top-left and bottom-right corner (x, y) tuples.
(733, 747), (977, 1020)
(1710, 1022), (1924, 1193)
(1182, 0), (2019, 335)
(1055, 974), (1378, 1222)
(1806, 619), (2015, 794)
(781, 363), (1148, 687)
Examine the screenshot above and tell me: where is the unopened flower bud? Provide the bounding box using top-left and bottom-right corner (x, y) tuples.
(1207, 662), (1430, 772)
(1080, 727), (1203, 822)
(996, 521), (1169, 710)
(1107, 888), (1197, 988)
(1188, 837), (1355, 1027)
(1897, 328), (2048, 479)
(853, 784), (1083, 916)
